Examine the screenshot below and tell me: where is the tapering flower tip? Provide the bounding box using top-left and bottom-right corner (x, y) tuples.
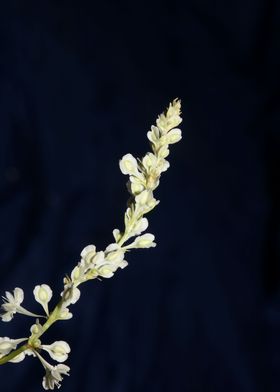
(128, 233), (156, 249)
(42, 363), (70, 390)
(1, 287), (24, 322)
(167, 98), (181, 117)
(41, 341), (71, 363)
(33, 285), (53, 316)
(80, 244), (96, 265)
(0, 337), (27, 357)
(119, 153), (139, 175)
(156, 98), (182, 133)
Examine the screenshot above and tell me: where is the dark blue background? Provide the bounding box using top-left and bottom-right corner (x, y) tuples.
(1, 1), (280, 391)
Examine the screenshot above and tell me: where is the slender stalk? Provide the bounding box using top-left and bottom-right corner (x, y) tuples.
(0, 344), (29, 365)
(28, 300), (63, 345)
(0, 99), (182, 390)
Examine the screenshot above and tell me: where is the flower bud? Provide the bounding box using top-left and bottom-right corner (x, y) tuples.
(41, 341), (71, 363)
(119, 154), (139, 175)
(33, 285), (53, 316)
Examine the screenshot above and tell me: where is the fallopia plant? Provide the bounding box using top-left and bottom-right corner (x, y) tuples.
(0, 99), (183, 390)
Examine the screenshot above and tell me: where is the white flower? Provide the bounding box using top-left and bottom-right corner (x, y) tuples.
(142, 152), (158, 172)
(105, 243), (119, 252)
(0, 337), (27, 358)
(80, 245), (96, 265)
(57, 308), (73, 321)
(131, 181), (146, 196)
(34, 350), (70, 390)
(113, 229), (122, 242)
(147, 125), (160, 144)
(30, 320), (44, 337)
(43, 364), (70, 390)
(61, 284), (81, 307)
(67, 287), (80, 305)
(1, 287), (44, 322)
(119, 153), (139, 175)
(90, 251), (105, 268)
(70, 260), (87, 285)
(132, 217), (149, 236)
(126, 173), (146, 196)
(33, 285), (53, 316)
(124, 207), (132, 228)
(123, 217), (149, 242)
(161, 128), (182, 145)
(0, 336), (33, 364)
(119, 154), (147, 196)
(126, 233), (156, 249)
(1, 288), (23, 322)
(156, 99), (182, 133)
(158, 144), (170, 159)
(75, 253), (104, 281)
(157, 158), (170, 173)
(135, 190), (159, 212)
(91, 244), (128, 278)
(71, 266), (81, 282)
(105, 243), (125, 264)
(135, 190), (152, 206)
(97, 264), (117, 278)
(97, 258), (128, 277)
(41, 341), (70, 363)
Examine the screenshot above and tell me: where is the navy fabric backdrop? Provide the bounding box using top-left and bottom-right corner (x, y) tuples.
(1, 1), (280, 391)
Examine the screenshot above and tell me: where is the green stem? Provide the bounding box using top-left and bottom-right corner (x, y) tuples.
(0, 344), (29, 365)
(28, 299), (63, 345)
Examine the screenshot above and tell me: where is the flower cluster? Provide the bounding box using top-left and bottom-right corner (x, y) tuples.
(0, 286), (71, 389)
(0, 99), (183, 390)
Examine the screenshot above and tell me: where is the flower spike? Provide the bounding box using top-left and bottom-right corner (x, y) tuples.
(0, 100), (183, 390)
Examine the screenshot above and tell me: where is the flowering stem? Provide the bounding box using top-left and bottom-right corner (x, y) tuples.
(0, 300), (66, 365)
(0, 344), (29, 365)
(0, 99), (183, 390)
(28, 300), (63, 345)
(118, 207), (143, 247)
